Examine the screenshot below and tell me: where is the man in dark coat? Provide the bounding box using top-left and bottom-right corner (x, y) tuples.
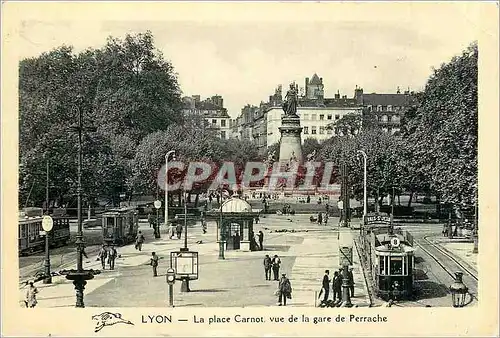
(322, 270), (330, 304)
(263, 255), (272, 280)
(150, 252), (159, 277)
(258, 231), (264, 250)
(333, 271), (342, 302)
(272, 255), (281, 281)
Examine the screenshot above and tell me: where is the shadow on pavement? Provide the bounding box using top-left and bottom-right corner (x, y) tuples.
(189, 289), (227, 293)
(262, 245), (290, 252)
(413, 281), (449, 300)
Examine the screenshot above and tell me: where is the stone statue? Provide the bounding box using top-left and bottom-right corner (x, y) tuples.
(282, 82), (299, 117)
(289, 151), (298, 165)
(266, 150), (276, 169)
(306, 150), (316, 162)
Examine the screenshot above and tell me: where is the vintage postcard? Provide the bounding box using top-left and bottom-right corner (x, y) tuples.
(2, 1), (499, 337)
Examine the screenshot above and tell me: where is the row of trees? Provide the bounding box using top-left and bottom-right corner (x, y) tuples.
(19, 31), (262, 208)
(315, 42), (478, 208)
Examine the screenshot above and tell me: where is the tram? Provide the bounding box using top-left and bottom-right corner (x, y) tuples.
(101, 207), (139, 246)
(18, 208), (71, 256)
(360, 214), (415, 300)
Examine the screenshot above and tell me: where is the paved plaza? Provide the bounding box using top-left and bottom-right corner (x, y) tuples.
(19, 215), (371, 308)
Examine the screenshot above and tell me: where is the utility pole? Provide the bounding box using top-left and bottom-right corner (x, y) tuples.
(43, 160), (52, 284)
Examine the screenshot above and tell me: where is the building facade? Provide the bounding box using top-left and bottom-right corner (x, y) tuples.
(230, 74), (416, 150)
(354, 87), (416, 134)
(182, 95), (231, 139)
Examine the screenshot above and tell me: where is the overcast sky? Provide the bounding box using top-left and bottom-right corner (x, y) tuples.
(16, 3), (483, 118)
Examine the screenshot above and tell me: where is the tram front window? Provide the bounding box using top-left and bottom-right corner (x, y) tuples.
(390, 257), (403, 275)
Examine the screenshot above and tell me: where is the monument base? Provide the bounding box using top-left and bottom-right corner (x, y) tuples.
(278, 115), (303, 164)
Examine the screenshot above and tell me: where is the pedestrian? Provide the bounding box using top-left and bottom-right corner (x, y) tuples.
(333, 271), (342, 302)
(202, 218), (207, 234)
(323, 213), (329, 225)
(25, 281), (38, 308)
(135, 231), (145, 251)
(150, 252), (159, 277)
(272, 254), (281, 281)
(322, 270), (330, 304)
(98, 244), (108, 270)
(82, 245), (89, 259)
(168, 222), (175, 239)
(317, 212), (323, 225)
(278, 273), (292, 306)
(306, 195), (311, 203)
(348, 267), (355, 297)
(147, 212), (153, 228)
(258, 230), (264, 250)
(108, 246), (117, 270)
(176, 223), (183, 239)
(263, 254), (272, 281)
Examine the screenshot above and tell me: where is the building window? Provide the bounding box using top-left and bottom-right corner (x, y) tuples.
(311, 126), (317, 134)
(319, 114), (325, 120)
(335, 114), (340, 120)
(327, 114), (332, 120)
(221, 119), (226, 127)
(319, 126), (325, 134)
(303, 126), (309, 134)
(327, 128), (332, 134)
(377, 105), (382, 112)
(221, 131), (226, 139)
(311, 114), (316, 121)
(367, 105), (372, 111)
(381, 115), (388, 122)
(387, 115), (392, 122)
(387, 105), (392, 112)
(212, 119), (217, 125)
(303, 114), (309, 120)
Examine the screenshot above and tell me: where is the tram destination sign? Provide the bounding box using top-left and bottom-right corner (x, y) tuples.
(365, 214), (391, 225)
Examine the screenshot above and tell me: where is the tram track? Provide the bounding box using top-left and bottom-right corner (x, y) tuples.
(414, 235), (477, 301)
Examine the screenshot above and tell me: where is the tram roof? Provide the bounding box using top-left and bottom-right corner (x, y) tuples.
(102, 206), (138, 215)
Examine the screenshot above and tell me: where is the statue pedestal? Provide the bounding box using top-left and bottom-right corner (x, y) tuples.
(278, 115), (303, 164)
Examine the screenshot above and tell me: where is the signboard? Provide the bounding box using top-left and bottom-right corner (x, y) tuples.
(390, 237), (401, 247)
(42, 215), (53, 232)
(365, 214), (391, 225)
(339, 246), (353, 266)
(154, 200), (162, 209)
(170, 251), (199, 280)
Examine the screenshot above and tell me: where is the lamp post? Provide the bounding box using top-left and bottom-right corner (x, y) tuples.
(43, 160), (52, 284)
(164, 150), (176, 228)
(154, 200), (162, 239)
(60, 100), (100, 308)
(179, 189), (190, 292)
(449, 272), (468, 307)
(218, 185), (225, 260)
(356, 150), (367, 225)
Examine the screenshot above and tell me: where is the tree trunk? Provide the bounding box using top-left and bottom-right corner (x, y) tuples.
(407, 191), (414, 208)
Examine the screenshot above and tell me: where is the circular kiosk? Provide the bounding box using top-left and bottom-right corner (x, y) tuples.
(207, 195), (260, 252)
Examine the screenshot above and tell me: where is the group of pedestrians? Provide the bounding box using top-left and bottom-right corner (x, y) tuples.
(263, 254), (293, 306)
(320, 268), (355, 306)
(97, 244), (118, 270)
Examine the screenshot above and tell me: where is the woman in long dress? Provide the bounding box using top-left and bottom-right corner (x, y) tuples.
(283, 83), (298, 117)
(25, 281), (38, 308)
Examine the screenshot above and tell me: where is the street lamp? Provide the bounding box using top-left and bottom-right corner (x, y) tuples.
(154, 200), (162, 239)
(356, 150), (367, 225)
(180, 189), (190, 292)
(164, 150), (176, 228)
(218, 185), (225, 260)
(42, 159), (52, 284)
(449, 271), (468, 307)
(60, 101), (100, 308)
